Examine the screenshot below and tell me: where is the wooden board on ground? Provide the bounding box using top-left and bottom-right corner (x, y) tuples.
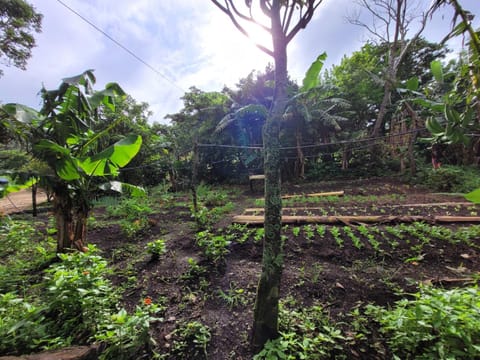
(232, 214), (480, 225)
(242, 202), (477, 214)
(257, 190), (345, 201)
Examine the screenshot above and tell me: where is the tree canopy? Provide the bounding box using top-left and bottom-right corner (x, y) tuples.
(0, 0), (42, 77)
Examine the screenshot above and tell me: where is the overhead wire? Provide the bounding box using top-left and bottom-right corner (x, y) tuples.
(55, 0), (186, 94)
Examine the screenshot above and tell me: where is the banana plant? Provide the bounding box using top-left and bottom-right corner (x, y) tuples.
(2, 70), (143, 252)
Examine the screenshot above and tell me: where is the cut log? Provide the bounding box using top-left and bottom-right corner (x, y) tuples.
(232, 215), (480, 225)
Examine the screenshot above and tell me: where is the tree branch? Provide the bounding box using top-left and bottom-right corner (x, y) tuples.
(210, 0), (274, 56)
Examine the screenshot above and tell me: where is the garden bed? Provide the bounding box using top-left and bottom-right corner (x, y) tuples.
(2, 178), (480, 359)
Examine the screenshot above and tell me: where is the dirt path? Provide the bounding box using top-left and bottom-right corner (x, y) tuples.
(0, 189), (48, 215)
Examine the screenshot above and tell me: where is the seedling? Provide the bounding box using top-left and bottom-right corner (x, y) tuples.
(329, 226), (343, 248)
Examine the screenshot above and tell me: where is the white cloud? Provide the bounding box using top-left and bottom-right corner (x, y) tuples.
(1, 0), (479, 124)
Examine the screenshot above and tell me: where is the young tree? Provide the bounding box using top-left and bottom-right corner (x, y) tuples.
(210, 0), (324, 351)
(0, 0), (42, 77)
(3, 70), (142, 252)
(349, 0), (434, 136)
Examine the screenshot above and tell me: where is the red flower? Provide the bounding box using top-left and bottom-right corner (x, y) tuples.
(82, 271), (90, 275)
(144, 297), (152, 305)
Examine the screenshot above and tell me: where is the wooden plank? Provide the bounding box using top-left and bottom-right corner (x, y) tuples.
(281, 191), (344, 199)
(257, 191), (345, 201)
(232, 214), (480, 225)
(243, 202), (478, 214)
(249, 175), (266, 180)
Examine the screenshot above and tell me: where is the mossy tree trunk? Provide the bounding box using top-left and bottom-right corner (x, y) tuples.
(252, 2), (287, 350)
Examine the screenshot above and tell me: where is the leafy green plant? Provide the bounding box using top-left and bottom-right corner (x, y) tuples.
(0, 292), (49, 354)
(344, 226), (363, 249)
(254, 302), (344, 359)
(366, 286), (480, 359)
(3, 71), (143, 252)
(315, 224), (326, 238)
(181, 258), (207, 283)
(146, 239), (167, 260)
(217, 282), (248, 309)
(292, 226), (301, 237)
(108, 197), (153, 239)
(303, 224), (315, 243)
(96, 301), (163, 360)
(227, 223), (252, 244)
(254, 228), (265, 243)
(196, 230), (230, 265)
(171, 321), (211, 359)
(329, 226), (343, 248)
(42, 246), (117, 342)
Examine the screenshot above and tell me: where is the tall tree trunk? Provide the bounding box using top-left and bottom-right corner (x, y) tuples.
(252, 3), (286, 350)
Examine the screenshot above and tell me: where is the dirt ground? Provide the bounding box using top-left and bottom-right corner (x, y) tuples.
(0, 189), (47, 215)
(9, 178), (480, 359)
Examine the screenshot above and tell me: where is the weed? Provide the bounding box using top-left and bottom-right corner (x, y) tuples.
(181, 258), (207, 283)
(366, 286), (480, 359)
(254, 301), (344, 359)
(146, 239), (167, 260)
(196, 230), (230, 265)
(171, 321), (211, 359)
(217, 282), (248, 309)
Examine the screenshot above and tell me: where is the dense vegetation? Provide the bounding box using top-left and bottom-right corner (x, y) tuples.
(0, 0), (479, 358)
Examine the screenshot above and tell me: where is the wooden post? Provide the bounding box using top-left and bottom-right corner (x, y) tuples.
(191, 140), (199, 221)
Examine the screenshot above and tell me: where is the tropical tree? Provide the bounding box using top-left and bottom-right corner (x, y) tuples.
(0, 0), (42, 77)
(348, 0), (434, 136)
(2, 70), (142, 252)
(210, 0), (324, 351)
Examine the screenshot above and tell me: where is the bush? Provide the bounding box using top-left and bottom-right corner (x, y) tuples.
(416, 165), (480, 193)
(146, 239), (167, 260)
(254, 301), (344, 359)
(0, 246), (160, 357)
(107, 197), (153, 238)
(366, 286), (480, 359)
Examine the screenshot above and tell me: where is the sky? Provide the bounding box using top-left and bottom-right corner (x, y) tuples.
(1, 0), (479, 124)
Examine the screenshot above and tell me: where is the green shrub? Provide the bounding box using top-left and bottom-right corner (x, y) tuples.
(146, 239), (167, 260)
(254, 302), (344, 359)
(366, 286), (480, 359)
(43, 246), (117, 343)
(107, 197), (153, 238)
(170, 321), (211, 359)
(96, 302), (163, 360)
(0, 246), (160, 357)
(417, 165), (480, 193)
(195, 230), (230, 265)
(0, 293), (49, 354)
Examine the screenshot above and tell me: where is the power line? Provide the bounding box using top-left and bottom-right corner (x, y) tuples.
(197, 127), (429, 151)
(55, 0), (186, 94)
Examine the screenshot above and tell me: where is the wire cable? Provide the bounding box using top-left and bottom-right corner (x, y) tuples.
(55, 0), (186, 94)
